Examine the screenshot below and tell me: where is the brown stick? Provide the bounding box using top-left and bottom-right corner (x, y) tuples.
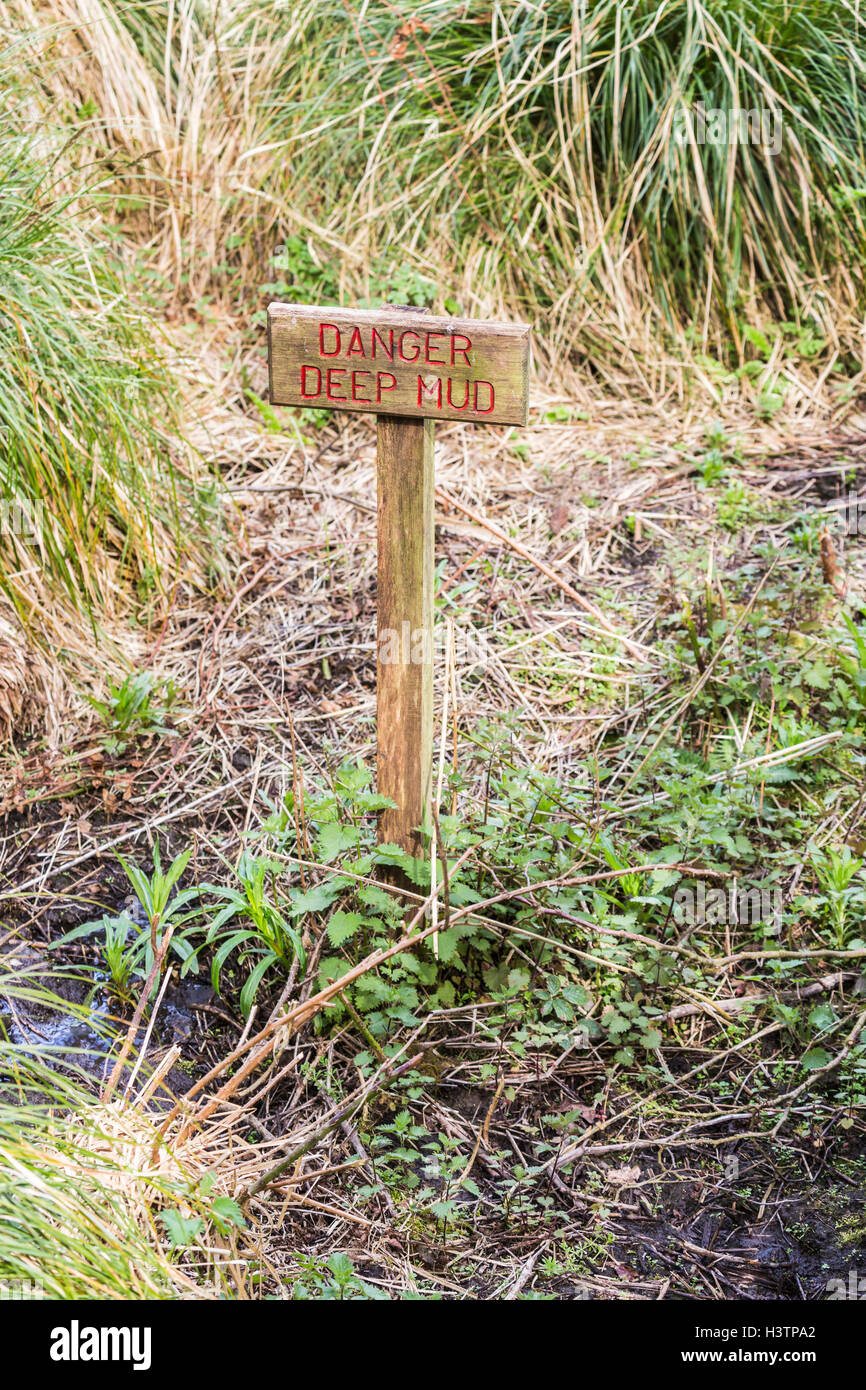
(660, 971), (859, 1022)
(244, 1045), (425, 1198)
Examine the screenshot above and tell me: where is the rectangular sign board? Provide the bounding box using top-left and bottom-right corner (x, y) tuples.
(268, 303), (530, 426)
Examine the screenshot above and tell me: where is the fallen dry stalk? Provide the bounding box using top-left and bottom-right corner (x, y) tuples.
(661, 971), (859, 1022)
(243, 1041), (426, 1199)
(103, 924), (178, 1103)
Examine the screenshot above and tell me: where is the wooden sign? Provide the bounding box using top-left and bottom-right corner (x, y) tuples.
(267, 302), (530, 867)
(268, 303), (530, 427)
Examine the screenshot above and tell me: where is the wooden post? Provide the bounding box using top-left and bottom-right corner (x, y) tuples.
(267, 301), (529, 863)
(376, 413), (434, 856)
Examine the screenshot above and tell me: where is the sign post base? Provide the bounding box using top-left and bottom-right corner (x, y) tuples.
(376, 413), (434, 861)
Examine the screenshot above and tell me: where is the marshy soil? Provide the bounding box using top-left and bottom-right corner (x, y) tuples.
(4, 429), (866, 1299)
(4, 858), (865, 1300)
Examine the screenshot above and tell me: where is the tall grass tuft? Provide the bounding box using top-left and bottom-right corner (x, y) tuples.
(0, 123), (193, 624)
(0, 963), (241, 1298)
(245, 0), (866, 393)
(0, 1065), (192, 1299)
(6, 1), (866, 402)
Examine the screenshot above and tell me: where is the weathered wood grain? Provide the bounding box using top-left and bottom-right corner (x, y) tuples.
(376, 412), (434, 858)
(268, 302), (529, 426)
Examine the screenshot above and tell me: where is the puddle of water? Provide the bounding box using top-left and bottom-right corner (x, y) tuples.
(1, 946), (214, 1093)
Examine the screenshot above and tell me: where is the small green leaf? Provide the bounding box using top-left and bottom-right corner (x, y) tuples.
(605, 1013), (631, 1037)
(327, 1253), (354, 1282)
(429, 1201), (456, 1222)
(290, 881), (343, 915)
(434, 929), (460, 963)
(649, 868), (682, 891)
(160, 1210), (203, 1248)
(358, 885), (395, 912)
(239, 952), (279, 1017)
(801, 1048), (830, 1071)
(211, 1196), (246, 1230)
(808, 1003), (835, 1030)
(327, 911), (363, 947)
(317, 822), (360, 863)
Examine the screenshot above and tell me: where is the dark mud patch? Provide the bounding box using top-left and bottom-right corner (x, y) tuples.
(595, 1143), (866, 1300)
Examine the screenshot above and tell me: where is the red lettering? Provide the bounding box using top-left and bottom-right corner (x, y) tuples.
(319, 323), (341, 356)
(326, 367), (346, 400)
(446, 378), (469, 410)
(398, 330), (421, 362)
(300, 364), (322, 397)
(425, 332), (446, 365)
(418, 375), (442, 409)
(346, 327), (365, 357)
(376, 371), (397, 402)
(351, 369), (372, 403)
(450, 333), (472, 366)
(473, 380), (495, 413)
(371, 328), (394, 360)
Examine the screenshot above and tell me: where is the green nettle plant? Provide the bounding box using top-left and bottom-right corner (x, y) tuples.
(291, 1252), (402, 1300)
